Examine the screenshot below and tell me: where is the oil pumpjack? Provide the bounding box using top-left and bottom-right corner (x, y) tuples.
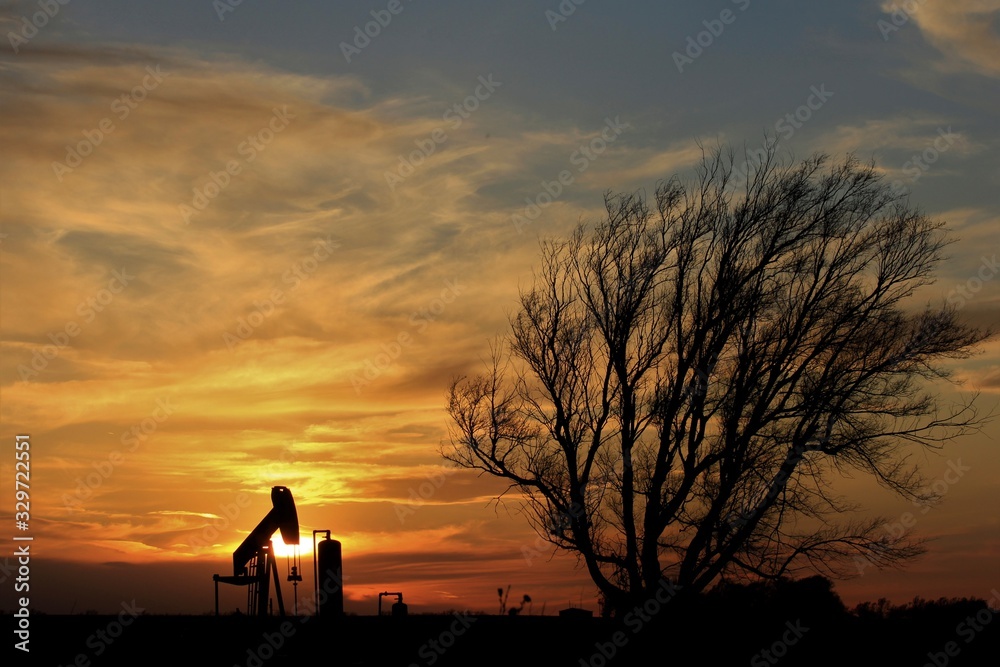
(213, 485), (303, 617)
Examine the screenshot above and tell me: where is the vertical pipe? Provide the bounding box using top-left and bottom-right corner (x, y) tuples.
(312, 530), (330, 616)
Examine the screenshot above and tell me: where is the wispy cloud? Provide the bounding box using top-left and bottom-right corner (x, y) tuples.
(883, 0), (1000, 78)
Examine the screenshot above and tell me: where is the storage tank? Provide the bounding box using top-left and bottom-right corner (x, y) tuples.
(317, 536), (344, 617)
(392, 598), (408, 617)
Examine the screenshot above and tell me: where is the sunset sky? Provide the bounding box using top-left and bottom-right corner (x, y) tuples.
(1, 0), (998, 616)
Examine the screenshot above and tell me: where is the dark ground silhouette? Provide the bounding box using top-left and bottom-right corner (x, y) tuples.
(16, 577), (1000, 666)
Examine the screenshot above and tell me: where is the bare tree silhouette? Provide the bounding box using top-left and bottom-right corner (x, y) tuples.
(446, 145), (992, 617)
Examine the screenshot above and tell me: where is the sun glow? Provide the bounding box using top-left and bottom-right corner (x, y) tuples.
(270, 534), (311, 560)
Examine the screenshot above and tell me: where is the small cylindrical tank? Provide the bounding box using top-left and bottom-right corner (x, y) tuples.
(317, 537), (344, 617)
(391, 599), (408, 617)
